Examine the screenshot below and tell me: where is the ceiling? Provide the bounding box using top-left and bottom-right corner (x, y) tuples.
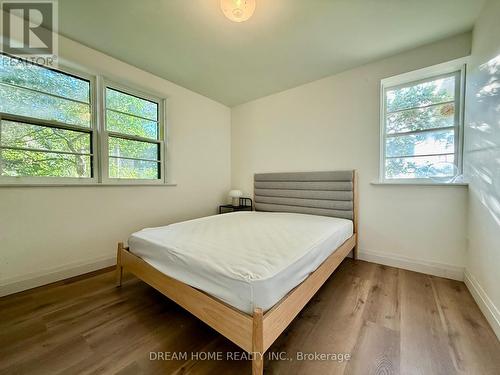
(58, 0), (485, 106)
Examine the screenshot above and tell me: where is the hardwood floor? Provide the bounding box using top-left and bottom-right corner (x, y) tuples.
(1, 259), (499, 375)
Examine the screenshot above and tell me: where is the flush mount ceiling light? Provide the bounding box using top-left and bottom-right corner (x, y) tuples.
(220, 0), (256, 22)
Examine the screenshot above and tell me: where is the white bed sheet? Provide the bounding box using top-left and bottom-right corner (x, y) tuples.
(128, 211), (353, 314)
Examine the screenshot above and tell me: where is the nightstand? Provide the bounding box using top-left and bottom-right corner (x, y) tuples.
(219, 197), (253, 214)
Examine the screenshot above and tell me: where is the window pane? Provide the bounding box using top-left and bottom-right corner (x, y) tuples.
(0, 54), (90, 103)
(386, 129), (455, 158)
(386, 75), (456, 113)
(109, 157), (159, 179)
(106, 110), (158, 139)
(108, 137), (158, 161)
(0, 84), (91, 127)
(105, 87), (162, 181)
(1, 120), (91, 154)
(385, 154), (455, 179)
(386, 102), (455, 134)
(106, 88), (158, 121)
(0, 149), (91, 177)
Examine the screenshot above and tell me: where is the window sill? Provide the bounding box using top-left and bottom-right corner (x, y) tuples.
(371, 181), (468, 187)
(0, 182), (178, 188)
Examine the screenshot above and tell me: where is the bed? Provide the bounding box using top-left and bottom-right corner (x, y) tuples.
(116, 170), (358, 375)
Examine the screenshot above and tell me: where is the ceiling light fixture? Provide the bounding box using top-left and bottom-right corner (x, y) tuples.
(220, 0), (256, 22)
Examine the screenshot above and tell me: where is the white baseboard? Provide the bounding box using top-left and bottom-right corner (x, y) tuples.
(464, 270), (500, 341)
(0, 255), (116, 297)
(358, 249), (465, 281)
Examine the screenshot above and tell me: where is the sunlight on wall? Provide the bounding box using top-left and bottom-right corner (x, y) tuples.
(463, 0), (500, 340)
(480, 54), (500, 74)
(465, 53), (500, 226)
(477, 57), (500, 97)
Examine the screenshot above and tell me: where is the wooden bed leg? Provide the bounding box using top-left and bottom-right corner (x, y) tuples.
(116, 242), (124, 287)
(353, 235), (359, 260)
(252, 308), (264, 375)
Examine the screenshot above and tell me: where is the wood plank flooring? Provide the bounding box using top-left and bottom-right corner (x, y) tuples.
(0, 259), (499, 375)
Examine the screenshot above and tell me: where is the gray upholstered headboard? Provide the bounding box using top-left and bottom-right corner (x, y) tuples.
(254, 170), (356, 221)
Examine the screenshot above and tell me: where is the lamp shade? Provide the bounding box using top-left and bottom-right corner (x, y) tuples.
(229, 190), (243, 198)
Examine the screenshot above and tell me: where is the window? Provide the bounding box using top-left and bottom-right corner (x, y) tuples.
(104, 86), (164, 182)
(0, 53), (167, 185)
(0, 54), (94, 181)
(380, 62), (465, 183)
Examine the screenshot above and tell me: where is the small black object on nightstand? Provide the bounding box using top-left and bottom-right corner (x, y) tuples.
(219, 197), (253, 214)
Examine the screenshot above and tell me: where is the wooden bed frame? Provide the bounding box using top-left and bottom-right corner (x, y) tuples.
(116, 172), (358, 375)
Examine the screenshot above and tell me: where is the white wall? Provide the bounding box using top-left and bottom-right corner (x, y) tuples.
(0, 36), (231, 296)
(232, 33), (472, 280)
(463, 0), (500, 339)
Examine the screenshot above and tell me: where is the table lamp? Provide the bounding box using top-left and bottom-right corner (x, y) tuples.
(229, 190), (243, 206)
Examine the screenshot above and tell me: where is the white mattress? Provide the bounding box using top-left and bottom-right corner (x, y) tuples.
(128, 211), (353, 314)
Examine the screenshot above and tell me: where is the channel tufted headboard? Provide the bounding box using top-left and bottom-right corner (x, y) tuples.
(254, 170), (357, 223)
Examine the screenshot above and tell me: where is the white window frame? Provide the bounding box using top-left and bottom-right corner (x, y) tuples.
(101, 80), (167, 185)
(379, 57), (467, 184)
(0, 56), (98, 185)
(0, 55), (169, 186)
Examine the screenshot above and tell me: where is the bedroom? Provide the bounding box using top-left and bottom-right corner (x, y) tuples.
(0, 0), (499, 374)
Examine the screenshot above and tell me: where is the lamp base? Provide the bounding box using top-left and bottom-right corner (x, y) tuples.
(232, 197), (240, 206)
